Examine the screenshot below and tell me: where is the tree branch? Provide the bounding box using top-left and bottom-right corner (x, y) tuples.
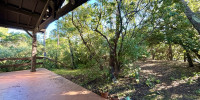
(25, 30), (33, 38)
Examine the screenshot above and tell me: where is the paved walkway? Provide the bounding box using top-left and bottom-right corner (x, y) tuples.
(0, 68), (105, 100)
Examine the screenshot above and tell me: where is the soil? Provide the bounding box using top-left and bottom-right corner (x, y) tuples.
(62, 60), (200, 100)
(132, 60), (200, 100)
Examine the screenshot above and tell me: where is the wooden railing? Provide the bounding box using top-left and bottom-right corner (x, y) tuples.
(0, 57), (44, 61)
(0, 57), (68, 68)
(0, 57), (43, 68)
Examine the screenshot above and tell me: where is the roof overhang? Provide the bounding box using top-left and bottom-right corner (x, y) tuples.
(0, 0), (88, 33)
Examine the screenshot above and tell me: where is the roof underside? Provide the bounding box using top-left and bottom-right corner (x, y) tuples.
(0, 0), (88, 33)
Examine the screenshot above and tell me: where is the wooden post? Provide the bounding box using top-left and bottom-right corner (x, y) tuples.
(31, 32), (37, 72)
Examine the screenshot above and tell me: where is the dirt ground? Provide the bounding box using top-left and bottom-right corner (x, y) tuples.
(131, 60), (200, 100)
(61, 60), (200, 100)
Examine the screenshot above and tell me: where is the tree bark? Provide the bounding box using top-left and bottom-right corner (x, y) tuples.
(109, 47), (120, 77)
(152, 52), (155, 60)
(180, 0), (200, 35)
(31, 32), (37, 72)
(109, 0), (122, 77)
(56, 33), (59, 68)
(186, 50), (194, 67)
(68, 37), (76, 69)
(43, 30), (46, 57)
(168, 44), (173, 61)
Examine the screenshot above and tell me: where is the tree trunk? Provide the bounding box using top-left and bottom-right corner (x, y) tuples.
(56, 33), (59, 68)
(151, 48), (155, 60)
(152, 54), (155, 60)
(43, 30), (46, 57)
(186, 50), (194, 67)
(168, 44), (173, 61)
(108, 0), (122, 77)
(68, 37), (76, 69)
(109, 48), (120, 78)
(180, 0), (200, 35)
(31, 32), (37, 72)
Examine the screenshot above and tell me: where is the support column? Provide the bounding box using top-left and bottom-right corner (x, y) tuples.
(31, 32), (37, 72)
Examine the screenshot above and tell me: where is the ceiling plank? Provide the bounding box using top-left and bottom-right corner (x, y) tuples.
(27, 17), (32, 26)
(27, 0), (38, 26)
(4, 10), (7, 21)
(32, 0), (38, 12)
(19, 0), (23, 8)
(0, 3), (40, 18)
(17, 14), (20, 24)
(0, 20), (34, 31)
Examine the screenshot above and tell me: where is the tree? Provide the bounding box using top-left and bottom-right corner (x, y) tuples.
(179, 0), (200, 35)
(69, 0), (150, 77)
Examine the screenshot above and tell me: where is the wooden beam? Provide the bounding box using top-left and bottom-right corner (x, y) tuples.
(34, 0), (50, 33)
(56, 0), (88, 19)
(0, 57), (44, 61)
(0, 3), (40, 18)
(36, 16), (54, 32)
(35, 0), (88, 32)
(0, 62), (43, 68)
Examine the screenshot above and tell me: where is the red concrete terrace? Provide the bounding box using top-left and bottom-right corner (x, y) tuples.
(0, 68), (105, 100)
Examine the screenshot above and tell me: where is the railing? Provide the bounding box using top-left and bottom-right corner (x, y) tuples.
(0, 57), (43, 68)
(0, 57), (68, 68)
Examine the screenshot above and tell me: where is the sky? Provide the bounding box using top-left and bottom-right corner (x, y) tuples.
(8, 0), (96, 38)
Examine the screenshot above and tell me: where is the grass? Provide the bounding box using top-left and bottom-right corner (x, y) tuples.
(52, 67), (110, 87)
(52, 68), (87, 76)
